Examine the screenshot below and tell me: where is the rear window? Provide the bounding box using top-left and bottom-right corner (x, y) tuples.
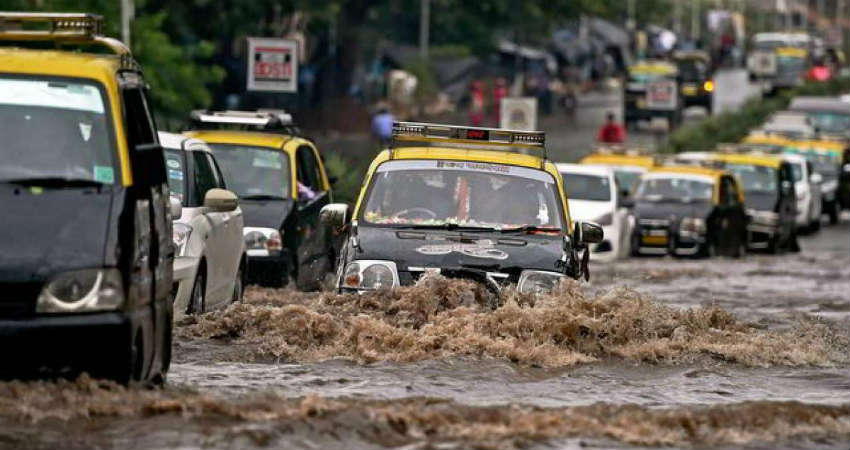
(561, 173), (611, 201)
(0, 76), (117, 184)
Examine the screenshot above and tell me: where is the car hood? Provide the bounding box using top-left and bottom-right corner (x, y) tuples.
(0, 186), (112, 283)
(240, 199), (294, 229)
(353, 226), (565, 273)
(633, 200), (712, 223)
(567, 199), (613, 222)
(743, 191), (779, 212)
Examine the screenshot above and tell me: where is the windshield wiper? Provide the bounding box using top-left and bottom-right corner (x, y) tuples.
(240, 194), (288, 201)
(499, 225), (561, 234)
(398, 223), (497, 232)
(1, 177), (105, 188)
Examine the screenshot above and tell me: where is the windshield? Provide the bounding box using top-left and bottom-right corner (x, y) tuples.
(725, 164), (778, 194)
(790, 163), (803, 182)
(635, 177), (714, 202)
(613, 169), (645, 194)
(361, 160), (564, 230)
(0, 77), (117, 184)
(808, 112), (850, 134)
(164, 149), (187, 204)
(562, 173), (611, 201)
(210, 144), (290, 199)
(778, 56), (805, 70)
(677, 60), (707, 81)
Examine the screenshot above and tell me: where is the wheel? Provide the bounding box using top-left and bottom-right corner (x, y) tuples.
(187, 268), (205, 315)
(809, 217), (821, 233)
(733, 236), (748, 258)
(828, 201), (839, 225)
(700, 238), (717, 258)
(788, 228), (801, 253)
(231, 260), (245, 303)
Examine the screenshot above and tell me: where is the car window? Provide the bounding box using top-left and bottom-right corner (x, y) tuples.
(193, 151), (218, 203)
(635, 177), (714, 202)
(122, 87), (158, 148)
(205, 153), (226, 189)
(210, 144), (290, 200)
(790, 163), (803, 182)
(561, 173), (612, 201)
(164, 149), (187, 204)
(296, 145), (323, 201)
(722, 177), (740, 206)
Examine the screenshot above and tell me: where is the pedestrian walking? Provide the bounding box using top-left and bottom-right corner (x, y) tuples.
(372, 106), (395, 148)
(596, 112), (627, 144)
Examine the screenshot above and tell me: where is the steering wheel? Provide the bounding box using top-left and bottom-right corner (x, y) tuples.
(392, 207), (437, 220)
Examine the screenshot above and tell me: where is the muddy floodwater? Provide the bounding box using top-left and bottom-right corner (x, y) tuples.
(1, 224), (848, 450)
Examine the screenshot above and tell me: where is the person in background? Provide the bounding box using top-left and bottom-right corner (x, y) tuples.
(469, 80), (485, 127)
(372, 105), (395, 148)
(492, 77), (508, 126)
(597, 112), (627, 143)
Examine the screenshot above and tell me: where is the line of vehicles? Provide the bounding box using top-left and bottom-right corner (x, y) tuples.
(747, 32), (847, 93)
(0, 13), (847, 385)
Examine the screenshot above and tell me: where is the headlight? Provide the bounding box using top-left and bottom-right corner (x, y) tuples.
(517, 270), (566, 294)
(173, 223), (192, 256)
(244, 227), (282, 256)
(679, 217), (706, 235)
(341, 260), (399, 290)
(748, 209), (779, 226)
(36, 269), (124, 313)
(594, 212), (613, 226)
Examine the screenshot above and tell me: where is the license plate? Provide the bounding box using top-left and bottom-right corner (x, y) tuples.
(642, 235), (668, 246)
(636, 98), (647, 109)
(682, 85), (698, 96)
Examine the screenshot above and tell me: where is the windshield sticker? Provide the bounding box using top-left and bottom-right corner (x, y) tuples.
(416, 241), (509, 260)
(78, 123), (93, 142)
(437, 160), (511, 174)
(252, 154), (282, 169)
(167, 159), (181, 169)
(93, 166), (114, 184)
(168, 169), (184, 181)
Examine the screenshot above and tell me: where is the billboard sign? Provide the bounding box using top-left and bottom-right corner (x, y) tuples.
(247, 38), (298, 93)
(500, 97), (538, 131)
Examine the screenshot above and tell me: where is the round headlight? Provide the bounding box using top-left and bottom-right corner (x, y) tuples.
(47, 270), (99, 303)
(518, 270), (565, 294)
(361, 264), (395, 290)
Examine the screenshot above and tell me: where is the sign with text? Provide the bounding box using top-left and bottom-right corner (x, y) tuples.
(247, 38), (298, 93)
(646, 80), (678, 110)
(500, 97), (537, 131)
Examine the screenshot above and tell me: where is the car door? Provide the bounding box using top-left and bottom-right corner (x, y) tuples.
(207, 151), (244, 297)
(191, 151), (229, 305)
(293, 144), (331, 283)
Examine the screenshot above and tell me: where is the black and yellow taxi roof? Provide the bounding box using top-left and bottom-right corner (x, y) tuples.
(579, 147), (656, 169)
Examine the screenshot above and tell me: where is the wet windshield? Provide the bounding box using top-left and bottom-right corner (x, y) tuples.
(0, 77), (116, 184)
(724, 164), (778, 194)
(808, 112), (850, 134)
(164, 149), (187, 204)
(677, 60), (707, 82)
(613, 169), (644, 194)
(562, 173), (611, 201)
(635, 177), (714, 202)
(362, 160), (564, 230)
(210, 144), (290, 199)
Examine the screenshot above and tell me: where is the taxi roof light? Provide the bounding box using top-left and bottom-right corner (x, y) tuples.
(391, 121), (546, 158)
(189, 109), (299, 134)
(0, 12), (132, 57)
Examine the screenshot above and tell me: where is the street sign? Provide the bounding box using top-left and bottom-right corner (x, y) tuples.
(500, 97), (537, 131)
(247, 38), (298, 93)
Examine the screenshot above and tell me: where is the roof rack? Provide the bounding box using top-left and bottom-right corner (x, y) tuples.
(189, 109), (300, 135)
(0, 12), (131, 56)
(391, 122), (546, 159)
(594, 144), (652, 156)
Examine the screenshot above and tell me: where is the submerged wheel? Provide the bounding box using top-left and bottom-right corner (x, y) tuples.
(187, 268), (205, 315)
(231, 260), (245, 303)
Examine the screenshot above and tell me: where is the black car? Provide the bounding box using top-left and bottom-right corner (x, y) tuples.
(623, 61), (684, 129)
(321, 122), (602, 295)
(672, 50), (714, 113)
(0, 14), (173, 384)
(631, 166), (748, 257)
(186, 110), (335, 290)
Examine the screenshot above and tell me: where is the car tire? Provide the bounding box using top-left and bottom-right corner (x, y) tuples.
(733, 236), (747, 258)
(828, 201), (839, 225)
(187, 267), (205, 315)
(809, 217), (821, 233)
(788, 228), (801, 253)
(231, 259), (245, 303)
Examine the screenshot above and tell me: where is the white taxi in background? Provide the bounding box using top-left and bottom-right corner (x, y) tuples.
(160, 132), (247, 317)
(557, 164), (632, 261)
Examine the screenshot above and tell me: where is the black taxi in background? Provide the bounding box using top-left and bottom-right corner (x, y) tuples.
(319, 122), (603, 294)
(631, 166), (748, 258)
(185, 110), (334, 290)
(623, 60), (683, 129)
(671, 50), (714, 114)
(709, 153), (799, 253)
(0, 13), (173, 383)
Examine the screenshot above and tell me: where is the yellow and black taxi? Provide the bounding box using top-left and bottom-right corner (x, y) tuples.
(185, 110), (334, 290)
(671, 50), (714, 113)
(0, 13), (173, 383)
(579, 147), (656, 198)
(710, 153), (799, 253)
(623, 60), (683, 128)
(630, 166), (748, 257)
(319, 122), (603, 294)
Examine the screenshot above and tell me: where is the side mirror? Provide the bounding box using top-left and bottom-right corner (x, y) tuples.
(204, 188), (238, 212)
(574, 221), (604, 245)
(169, 196), (183, 220)
(320, 203), (349, 229)
(328, 176), (339, 186)
(810, 172), (823, 184)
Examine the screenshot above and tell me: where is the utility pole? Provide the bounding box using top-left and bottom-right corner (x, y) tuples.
(120, 0), (133, 46)
(627, 0), (636, 32)
(419, 0), (430, 60)
(691, 0), (700, 43)
(673, 0), (682, 37)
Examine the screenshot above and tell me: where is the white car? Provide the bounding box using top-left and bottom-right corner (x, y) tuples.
(160, 132), (247, 317)
(557, 164), (632, 261)
(781, 153), (823, 232)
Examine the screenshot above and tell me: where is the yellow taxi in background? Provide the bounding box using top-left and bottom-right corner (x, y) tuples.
(579, 148), (656, 198)
(319, 122), (604, 293)
(185, 110), (333, 290)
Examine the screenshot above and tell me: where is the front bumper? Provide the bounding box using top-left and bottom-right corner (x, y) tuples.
(634, 224), (705, 256)
(747, 222), (779, 249)
(0, 311), (132, 372)
(172, 256), (201, 316)
(246, 249), (292, 284)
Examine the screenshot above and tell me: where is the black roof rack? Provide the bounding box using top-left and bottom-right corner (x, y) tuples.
(188, 109), (301, 135)
(0, 12), (133, 59)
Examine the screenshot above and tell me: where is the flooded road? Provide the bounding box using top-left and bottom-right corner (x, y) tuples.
(1, 222), (847, 450)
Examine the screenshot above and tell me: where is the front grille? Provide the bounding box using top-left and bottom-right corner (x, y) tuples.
(638, 218), (671, 227)
(0, 283), (41, 318)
